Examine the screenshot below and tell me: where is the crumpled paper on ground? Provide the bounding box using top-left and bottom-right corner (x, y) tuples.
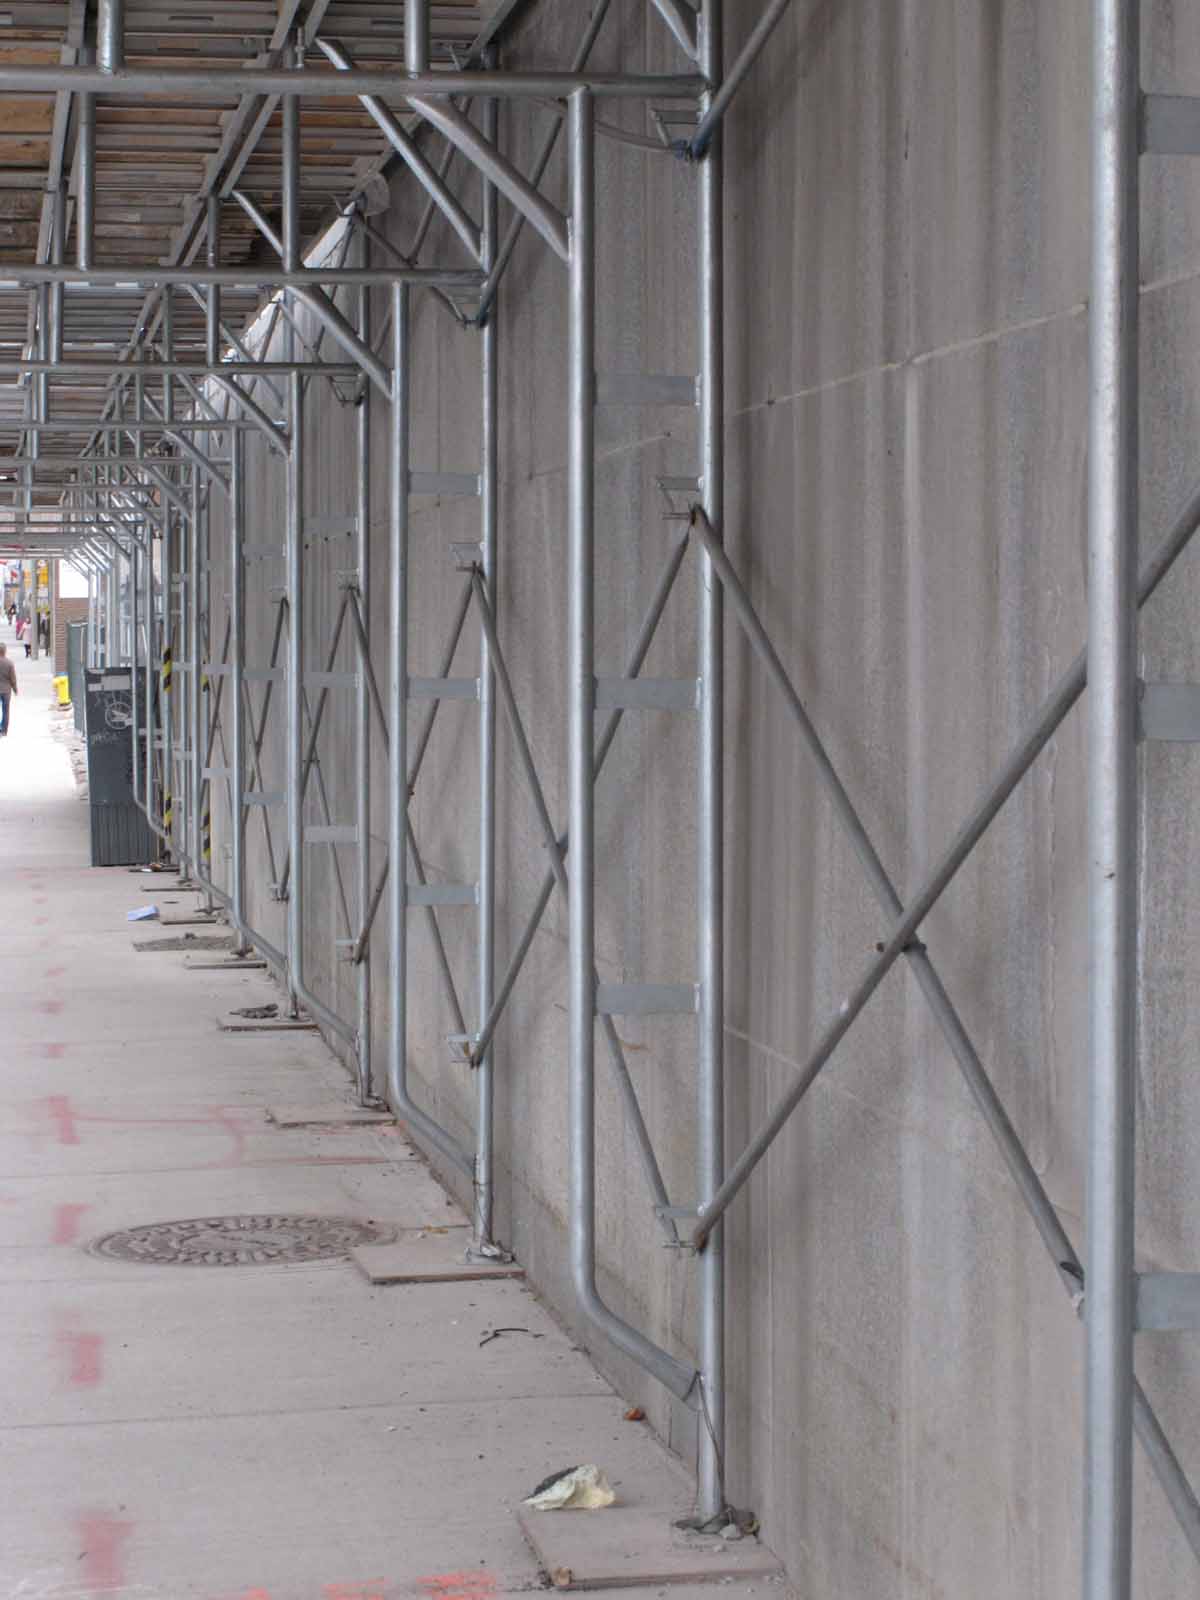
(523, 1464), (615, 1511)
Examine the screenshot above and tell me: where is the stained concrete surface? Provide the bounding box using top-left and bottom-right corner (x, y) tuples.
(0, 658), (791, 1600)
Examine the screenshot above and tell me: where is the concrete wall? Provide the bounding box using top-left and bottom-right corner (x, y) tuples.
(202, 3), (1200, 1594)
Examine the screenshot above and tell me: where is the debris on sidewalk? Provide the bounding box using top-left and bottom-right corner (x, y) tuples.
(126, 904), (159, 922)
(478, 1325), (544, 1348)
(675, 1504), (760, 1538)
(230, 1002), (279, 1020)
(524, 1464), (615, 1511)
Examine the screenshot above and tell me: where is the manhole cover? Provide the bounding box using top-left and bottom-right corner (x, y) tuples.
(88, 1214), (394, 1267)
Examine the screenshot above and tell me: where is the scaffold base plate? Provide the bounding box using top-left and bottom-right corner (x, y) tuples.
(268, 1103), (393, 1127)
(218, 1014), (318, 1033)
(134, 932), (235, 953)
(352, 1230), (524, 1284)
(516, 1507), (783, 1589)
(184, 955), (269, 970)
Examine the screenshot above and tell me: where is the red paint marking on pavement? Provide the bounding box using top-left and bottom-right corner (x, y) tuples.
(76, 1513), (132, 1590)
(44, 1094), (79, 1145)
(417, 1573), (497, 1599)
(42, 1042), (66, 1060)
(324, 1585), (387, 1600)
(75, 1109), (248, 1129)
(52, 1202), (89, 1245)
(209, 1104), (249, 1165)
(60, 1327), (104, 1386)
(33, 915), (49, 927)
(44, 964), (66, 979)
(33, 894), (47, 905)
(39, 998), (64, 1016)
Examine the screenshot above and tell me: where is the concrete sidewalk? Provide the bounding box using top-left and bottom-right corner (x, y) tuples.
(0, 665), (787, 1600)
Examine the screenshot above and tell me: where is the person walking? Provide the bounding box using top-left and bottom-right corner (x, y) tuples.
(0, 644), (18, 736)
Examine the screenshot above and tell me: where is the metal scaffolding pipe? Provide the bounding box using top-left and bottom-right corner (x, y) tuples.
(129, 534), (141, 803)
(282, 60), (301, 275)
(475, 0), (613, 325)
(1086, 0), (1140, 1593)
(284, 373), (306, 1002)
(229, 429), (247, 950)
(48, 188), (64, 365)
(475, 85), (499, 1248)
(206, 195), (221, 369)
(188, 467), (202, 879)
(0, 359), (356, 376)
(689, 0), (796, 159)
(406, 0), (429, 74)
(355, 253), (373, 1105)
(696, 0), (726, 1518)
(97, 0), (124, 73)
(0, 266), (483, 289)
(0, 65), (705, 99)
(161, 494), (174, 852)
(468, 531), (689, 1068)
(143, 479), (156, 839)
(689, 443), (1200, 1249)
(316, 39), (482, 264)
(76, 54), (96, 273)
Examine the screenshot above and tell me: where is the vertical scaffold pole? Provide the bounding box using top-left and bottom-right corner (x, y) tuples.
(566, 84), (598, 1360)
(76, 48), (95, 273)
(696, 0), (726, 1524)
(475, 78), (499, 1250)
(161, 494), (174, 855)
(283, 38), (302, 1011)
(96, 0), (124, 73)
(143, 425), (155, 826)
(388, 283), (412, 1127)
(406, 0), (429, 75)
(1085, 0), (1139, 1596)
(130, 532), (140, 802)
(230, 427), (247, 947)
(206, 195), (221, 368)
(188, 461), (202, 880)
(355, 236), (373, 1104)
(286, 367), (304, 1016)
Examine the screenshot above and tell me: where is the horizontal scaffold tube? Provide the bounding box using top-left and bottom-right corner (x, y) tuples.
(0, 66), (705, 98)
(0, 267), (481, 289)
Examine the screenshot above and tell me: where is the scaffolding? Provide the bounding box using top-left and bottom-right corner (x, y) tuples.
(5, 0), (1198, 1592)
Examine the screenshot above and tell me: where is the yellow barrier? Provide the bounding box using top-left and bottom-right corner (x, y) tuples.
(53, 674), (70, 707)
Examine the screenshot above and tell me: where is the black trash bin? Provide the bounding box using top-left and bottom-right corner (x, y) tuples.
(84, 667), (157, 867)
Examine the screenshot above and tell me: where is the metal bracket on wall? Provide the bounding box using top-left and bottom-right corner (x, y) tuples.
(1138, 682), (1200, 741)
